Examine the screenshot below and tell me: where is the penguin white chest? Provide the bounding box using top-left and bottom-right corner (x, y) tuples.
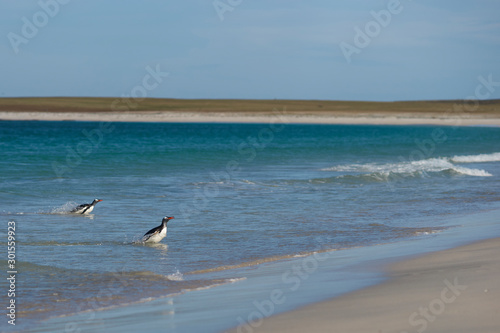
(145, 227), (167, 243)
(82, 206), (94, 214)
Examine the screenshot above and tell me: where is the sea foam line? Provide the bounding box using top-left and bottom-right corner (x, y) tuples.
(451, 152), (500, 163)
(321, 154), (495, 177)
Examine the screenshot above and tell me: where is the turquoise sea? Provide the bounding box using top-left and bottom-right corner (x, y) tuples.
(1, 120), (500, 332)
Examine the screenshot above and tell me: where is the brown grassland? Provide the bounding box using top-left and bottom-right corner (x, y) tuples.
(1, 97), (500, 116)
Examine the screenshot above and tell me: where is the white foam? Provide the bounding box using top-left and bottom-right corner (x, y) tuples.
(451, 152), (500, 163)
(321, 164), (359, 172)
(322, 158), (449, 174)
(452, 165), (492, 177)
(322, 157), (492, 177)
(167, 270), (184, 281)
(50, 201), (78, 214)
(414, 229), (445, 236)
(241, 179), (257, 185)
(226, 277), (247, 283)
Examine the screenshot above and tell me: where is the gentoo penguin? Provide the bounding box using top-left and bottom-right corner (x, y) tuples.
(71, 199), (102, 214)
(142, 216), (175, 243)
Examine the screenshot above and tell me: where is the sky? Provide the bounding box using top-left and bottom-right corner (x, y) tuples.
(1, 0), (499, 101)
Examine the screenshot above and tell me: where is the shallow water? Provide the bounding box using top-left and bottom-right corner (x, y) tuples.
(1, 121), (499, 330)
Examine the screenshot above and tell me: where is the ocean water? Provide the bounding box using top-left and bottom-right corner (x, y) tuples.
(1, 120), (500, 331)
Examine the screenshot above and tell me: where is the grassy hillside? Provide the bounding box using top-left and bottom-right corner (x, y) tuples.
(1, 97), (500, 115)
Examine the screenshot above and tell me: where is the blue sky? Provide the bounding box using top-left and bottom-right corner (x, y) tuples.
(1, 0), (499, 101)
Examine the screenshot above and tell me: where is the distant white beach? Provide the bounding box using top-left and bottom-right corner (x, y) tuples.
(1, 110), (500, 126)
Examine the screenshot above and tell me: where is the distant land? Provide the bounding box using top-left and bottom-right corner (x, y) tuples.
(1, 97), (500, 115)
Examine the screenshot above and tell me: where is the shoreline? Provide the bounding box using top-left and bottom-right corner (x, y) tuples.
(1, 110), (500, 126)
(30, 207), (500, 333)
(232, 237), (500, 333)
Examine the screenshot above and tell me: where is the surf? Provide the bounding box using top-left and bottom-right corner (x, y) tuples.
(321, 153), (497, 178)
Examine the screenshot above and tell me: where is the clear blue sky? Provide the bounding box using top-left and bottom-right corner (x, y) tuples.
(1, 0), (499, 101)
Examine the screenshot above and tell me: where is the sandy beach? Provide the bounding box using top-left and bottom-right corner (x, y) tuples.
(1, 97), (499, 125)
(230, 237), (500, 333)
(1, 110), (500, 126)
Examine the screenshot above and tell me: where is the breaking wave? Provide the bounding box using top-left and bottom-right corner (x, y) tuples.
(321, 154), (497, 179)
(450, 152), (500, 163)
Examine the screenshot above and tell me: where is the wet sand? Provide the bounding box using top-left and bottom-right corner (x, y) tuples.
(229, 237), (500, 333)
